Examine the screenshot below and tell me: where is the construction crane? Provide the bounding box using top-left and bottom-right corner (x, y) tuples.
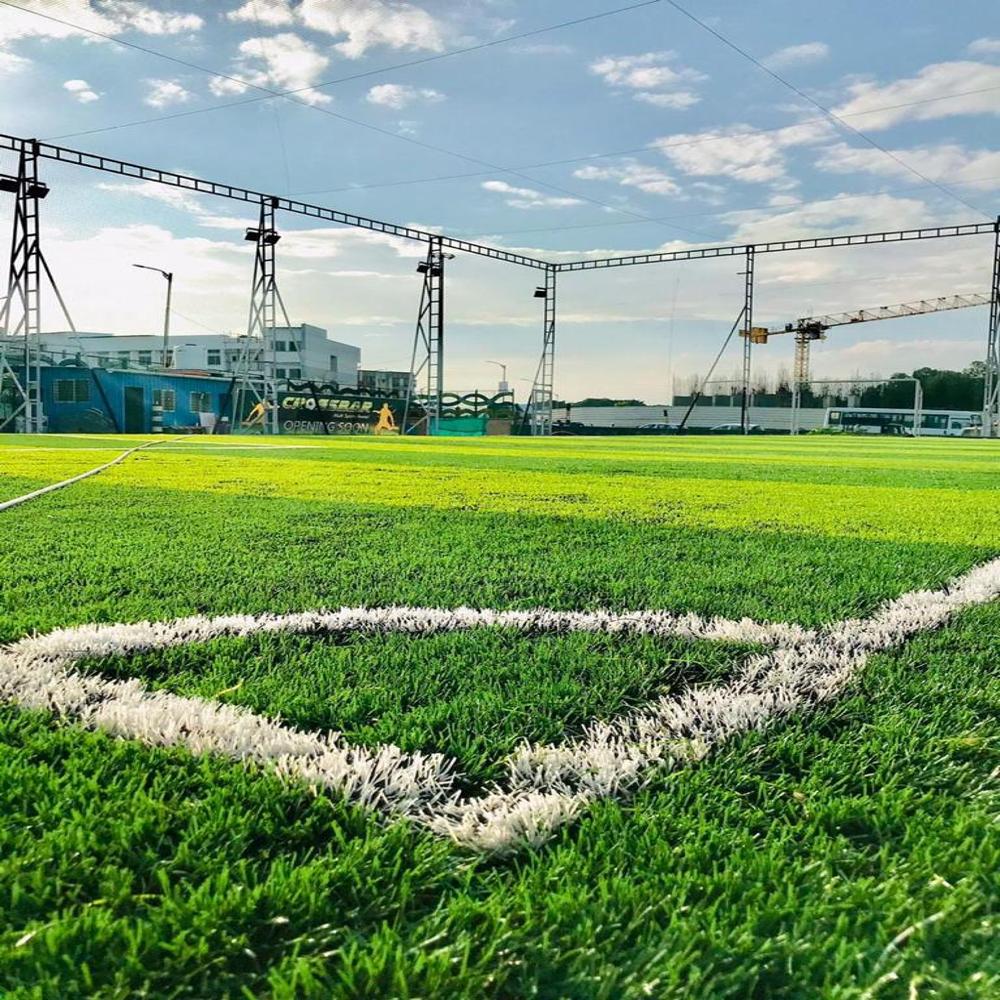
(746, 293), (991, 386)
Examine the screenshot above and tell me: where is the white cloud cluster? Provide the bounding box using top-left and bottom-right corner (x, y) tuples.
(968, 37), (1000, 55)
(209, 33), (332, 105)
(762, 41), (829, 69)
(63, 78), (100, 103)
(226, 0), (444, 59)
(831, 61), (1000, 130)
(143, 77), (193, 109)
(816, 141), (1000, 190)
(0, 1), (202, 75)
(590, 51), (704, 110)
(481, 180), (582, 210)
(651, 120), (832, 187)
(366, 83), (444, 109)
(574, 160), (680, 196)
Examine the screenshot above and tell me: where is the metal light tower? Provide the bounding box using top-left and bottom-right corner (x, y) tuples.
(0, 139), (74, 433)
(985, 218), (1000, 437)
(526, 266), (557, 435)
(404, 236), (450, 435)
(739, 247), (755, 436)
(233, 198), (289, 434)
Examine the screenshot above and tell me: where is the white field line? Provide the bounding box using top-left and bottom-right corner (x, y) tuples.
(2, 556), (999, 851)
(0, 440), (168, 513)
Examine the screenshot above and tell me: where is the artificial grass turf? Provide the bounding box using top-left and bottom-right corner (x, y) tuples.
(1, 602), (996, 999)
(0, 434), (998, 997)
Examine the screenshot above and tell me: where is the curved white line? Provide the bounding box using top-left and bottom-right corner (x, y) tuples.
(0, 439), (169, 513)
(2, 556), (999, 851)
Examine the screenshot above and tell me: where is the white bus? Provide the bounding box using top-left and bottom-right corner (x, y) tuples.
(824, 407), (982, 437)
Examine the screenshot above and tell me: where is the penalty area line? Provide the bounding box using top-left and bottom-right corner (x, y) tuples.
(1, 556), (999, 851)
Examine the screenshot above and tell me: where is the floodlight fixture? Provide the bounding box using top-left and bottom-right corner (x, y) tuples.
(0, 175), (48, 198)
(533, 286), (547, 299)
(245, 227), (280, 244)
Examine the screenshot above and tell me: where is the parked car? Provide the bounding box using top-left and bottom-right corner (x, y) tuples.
(638, 422), (678, 433)
(710, 422), (762, 434)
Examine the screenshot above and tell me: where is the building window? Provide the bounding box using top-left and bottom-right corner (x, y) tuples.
(55, 379), (90, 403)
(276, 368), (286, 378)
(118, 351), (131, 368)
(190, 391), (213, 413)
(274, 340), (286, 353)
(329, 355), (338, 374)
(137, 350), (153, 366)
(207, 349), (221, 366)
(288, 368), (301, 379)
(152, 388), (176, 412)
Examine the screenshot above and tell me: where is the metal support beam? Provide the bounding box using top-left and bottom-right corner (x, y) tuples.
(555, 222), (998, 272)
(985, 218), (1000, 437)
(1, 142), (43, 432)
(740, 247), (755, 435)
(404, 237), (446, 435)
(526, 267), (557, 436)
(233, 199), (285, 434)
(0, 133), (549, 271)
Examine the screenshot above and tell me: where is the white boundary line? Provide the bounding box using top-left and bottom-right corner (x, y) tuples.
(0, 440), (164, 513)
(2, 556), (999, 851)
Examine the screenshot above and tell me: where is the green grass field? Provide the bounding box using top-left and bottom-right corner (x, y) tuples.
(1, 434), (997, 999)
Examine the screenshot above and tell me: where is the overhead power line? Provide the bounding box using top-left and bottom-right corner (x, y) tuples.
(289, 85), (1000, 198)
(662, 0), (992, 219)
(6, 0), (666, 137)
(4, 0), (714, 241)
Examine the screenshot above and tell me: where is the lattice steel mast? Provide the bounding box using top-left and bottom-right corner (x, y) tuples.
(0, 139), (75, 433)
(403, 238), (448, 435)
(232, 199), (289, 434)
(524, 267), (557, 435)
(985, 219), (1000, 437)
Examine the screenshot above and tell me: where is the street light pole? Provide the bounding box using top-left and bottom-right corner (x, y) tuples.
(485, 359), (508, 392)
(133, 264), (173, 367)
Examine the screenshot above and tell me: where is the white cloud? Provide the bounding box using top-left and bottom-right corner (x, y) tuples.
(143, 78), (193, 109)
(226, 0), (296, 27)
(591, 51), (704, 110)
(0, 2), (201, 78)
(831, 61), (1000, 130)
(227, 0), (444, 59)
(481, 180), (582, 210)
(634, 90), (700, 109)
(574, 160), (681, 196)
(968, 37), (1000, 55)
(366, 83), (444, 109)
(104, 1), (203, 35)
(512, 42), (573, 56)
(762, 41), (829, 69)
(718, 192), (938, 244)
(816, 141), (1000, 190)
(651, 120), (832, 186)
(0, 49), (29, 73)
(63, 78), (99, 103)
(211, 33), (331, 105)
(96, 180), (209, 215)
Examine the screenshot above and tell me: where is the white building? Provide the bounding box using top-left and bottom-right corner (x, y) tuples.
(26, 324), (360, 386)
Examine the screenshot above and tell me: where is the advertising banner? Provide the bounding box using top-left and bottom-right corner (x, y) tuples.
(278, 385), (407, 435)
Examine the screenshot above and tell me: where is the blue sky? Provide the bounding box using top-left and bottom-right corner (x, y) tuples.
(1, 0), (998, 400)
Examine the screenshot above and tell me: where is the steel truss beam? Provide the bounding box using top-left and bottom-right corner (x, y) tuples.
(404, 238), (446, 435)
(986, 220), (1000, 437)
(526, 267), (557, 436)
(0, 134), (549, 271)
(554, 223), (998, 272)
